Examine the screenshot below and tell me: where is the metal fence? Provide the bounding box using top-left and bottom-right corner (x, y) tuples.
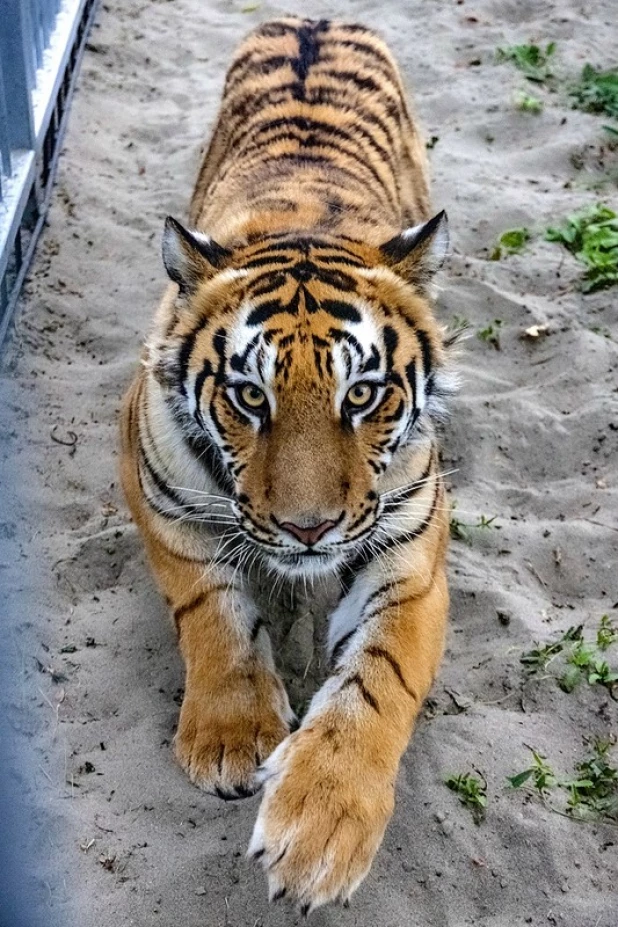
(0, 0), (98, 344)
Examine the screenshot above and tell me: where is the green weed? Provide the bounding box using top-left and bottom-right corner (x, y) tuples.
(515, 91), (543, 113)
(570, 65), (618, 119)
(597, 615), (618, 651)
(545, 204), (618, 292)
(445, 771), (487, 823)
(507, 748), (558, 798)
(496, 42), (556, 82)
(450, 514), (499, 542)
(566, 739), (618, 821)
(509, 741), (618, 824)
(496, 228), (531, 258)
(520, 625), (583, 673)
(477, 319), (503, 349)
(521, 617), (618, 693)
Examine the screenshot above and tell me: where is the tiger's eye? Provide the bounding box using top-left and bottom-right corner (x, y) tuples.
(345, 383), (375, 409)
(239, 384), (266, 409)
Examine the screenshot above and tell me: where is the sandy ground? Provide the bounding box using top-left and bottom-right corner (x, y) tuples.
(1, 0), (617, 925)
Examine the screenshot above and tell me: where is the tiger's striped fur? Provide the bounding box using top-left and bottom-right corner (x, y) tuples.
(121, 17), (454, 913)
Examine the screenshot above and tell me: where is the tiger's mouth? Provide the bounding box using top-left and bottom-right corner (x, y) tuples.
(266, 547), (348, 579)
(231, 502), (380, 578)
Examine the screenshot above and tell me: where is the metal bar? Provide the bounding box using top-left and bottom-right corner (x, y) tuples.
(0, 57), (12, 179)
(0, 3), (36, 150)
(0, 0), (100, 347)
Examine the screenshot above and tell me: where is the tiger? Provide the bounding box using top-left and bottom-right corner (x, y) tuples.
(120, 16), (455, 914)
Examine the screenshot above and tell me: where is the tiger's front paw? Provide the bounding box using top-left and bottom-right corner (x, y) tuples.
(248, 719), (395, 912)
(175, 662), (293, 800)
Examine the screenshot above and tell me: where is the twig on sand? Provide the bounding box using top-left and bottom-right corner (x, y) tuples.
(50, 424), (78, 455)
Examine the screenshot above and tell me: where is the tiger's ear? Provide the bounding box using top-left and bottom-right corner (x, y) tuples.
(162, 216), (230, 292)
(380, 211), (449, 285)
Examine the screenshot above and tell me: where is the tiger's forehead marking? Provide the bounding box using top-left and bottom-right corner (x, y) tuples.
(227, 293), (384, 392)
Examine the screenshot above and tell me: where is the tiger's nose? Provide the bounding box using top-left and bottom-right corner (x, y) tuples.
(279, 519), (338, 547)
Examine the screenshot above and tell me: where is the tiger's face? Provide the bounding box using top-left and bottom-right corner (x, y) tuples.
(152, 215), (450, 578)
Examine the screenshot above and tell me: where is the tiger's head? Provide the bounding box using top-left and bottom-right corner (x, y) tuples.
(148, 214), (453, 578)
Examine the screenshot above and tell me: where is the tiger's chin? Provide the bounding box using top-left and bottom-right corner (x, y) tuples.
(265, 549), (348, 580)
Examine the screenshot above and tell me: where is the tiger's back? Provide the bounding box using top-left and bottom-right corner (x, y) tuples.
(190, 18), (431, 243)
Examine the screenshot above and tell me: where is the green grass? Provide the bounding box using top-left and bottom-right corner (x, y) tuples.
(545, 204), (618, 292)
(496, 42), (556, 82)
(570, 65), (618, 119)
(445, 772), (487, 823)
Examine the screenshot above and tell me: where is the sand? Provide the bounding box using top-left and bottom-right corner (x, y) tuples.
(0, 0), (617, 925)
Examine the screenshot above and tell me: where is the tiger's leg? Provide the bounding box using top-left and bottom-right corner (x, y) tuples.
(121, 381), (293, 798)
(249, 530), (448, 909)
(148, 535), (293, 798)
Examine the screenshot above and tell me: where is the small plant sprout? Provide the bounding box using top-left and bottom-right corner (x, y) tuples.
(545, 204), (618, 292)
(507, 749), (558, 798)
(477, 319), (503, 349)
(587, 660), (618, 689)
(523, 617), (618, 692)
(445, 771), (487, 823)
(496, 42), (556, 82)
(450, 513), (499, 542)
(569, 65), (618, 119)
(597, 615), (618, 651)
(508, 741), (618, 824)
(492, 228), (531, 260)
(566, 739), (618, 822)
(520, 625), (583, 673)
(515, 91), (543, 113)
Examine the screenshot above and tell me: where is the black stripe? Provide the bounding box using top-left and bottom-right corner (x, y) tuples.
(194, 358), (213, 424)
(341, 674), (380, 713)
(230, 334), (260, 373)
(416, 329), (433, 378)
(247, 293), (298, 326)
(177, 319), (208, 396)
(227, 54), (290, 91)
(256, 20), (300, 38)
(340, 482), (440, 586)
(255, 150), (379, 193)
(365, 646), (418, 701)
(243, 232), (365, 259)
(323, 36), (395, 73)
(321, 299), (361, 323)
(183, 430), (235, 496)
(382, 456), (434, 512)
(360, 581), (395, 620)
(318, 67), (382, 97)
(140, 446), (186, 511)
(331, 629), (357, 664)
(233, 114), (394, 180)
(294, 20), (328, 83)
(405, 359), (417, 410)
(242, 254), (293, 270)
